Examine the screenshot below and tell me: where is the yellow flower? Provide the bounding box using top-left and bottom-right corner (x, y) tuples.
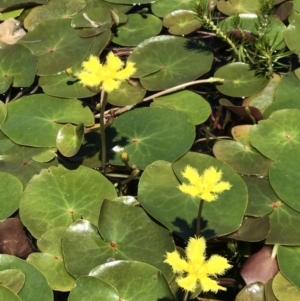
(164, 237), (232, 293)
(76, 52), (136, 93)
(178, 165), (232, 202)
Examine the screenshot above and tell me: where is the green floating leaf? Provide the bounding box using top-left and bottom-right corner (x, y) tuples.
(273, 272), (300, 301)
(151, 0), (195, 18)
(138, 152), (247, 240)
(107, 80), (146, 106)
(278, 246), (300, 290)
(0, 0), (47, 12)
(0, 285), (21, 301)
(39, 29), (111, 98)
(0, 172), (22, 219)
(215, 62), (269, 97)
(249, 109), (300, 161)
(269, 148), (300, 212)
(263, 72), (300, 118)
(0, 269), (25, 294)
(1, 94), (94, 147)
(19, 19), (93, 75)
(235, 282), (265, 301)
(0, 101), (6, 126)
(27, 227), (76, 291)
(244, 176), (274, 217)
(163, 10), (202, 35)
(243, 73), (281, 114)
(63, 199), (175, 281)
(19, 165), (117, 238)
(24, 0), (86, 30)
(105, 0), (154, 4)
(0, 254), (53, 301)
(56, 123), (84, 157)
(217, 0), (260, 15)
(69, 276), (119, 301)
(0, 133), (58, 186)
(284, 14), (300, 55)
(0, 8), (23, 20)
(0, 44), (37, 93)
(213, 125), (273, 176)
(71, 6), (111, 29)
(225, 215), (270, 242)
(128, 35), (213, 91)
(113, 13), (162, 46)
(32, 148), (57, 163)
(107, 107), (195, 169)
(244, 176), (300, 245)
(90, 261), (175, 301)
(151, 90), (211, 125)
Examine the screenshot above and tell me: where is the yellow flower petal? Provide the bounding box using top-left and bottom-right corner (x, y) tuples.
(205, 255), (232, 276)
(178, 165), (232, 202)
(199, 276), (226, 293)
(82, 55), (100, 72)
(186, 237), (206, 265)
(115, 62), (136, 80)
(182, 165), (201, 186)
(164, 251), (188, 273)
(76, 72), (101, 87)
(178, 183), (199, 197)
(176, 275), (198, 292)
(106, 51), (124, 71)
(164, 236), (232, 294)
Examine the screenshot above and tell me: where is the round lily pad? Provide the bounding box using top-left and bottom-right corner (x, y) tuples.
(0, 269), (25, 294)
(128, 35), (213, 91)
(27, 227), (76, 291)
(217, 0), (260, 15)
(24, 0), (86, 30)
(68, 276), (119, 301)
(0, 44), (37, 94)
(235, 282), (265, 301)
(214, 62), (269, 97)
(0, 0), (47, 11)
(107, 80), (146, 106)
(19, 165), (117, 238)
(1, 94), (94, 147)
(0, 172), (22, 219)
(213, 125), (273, 176)
(0, 285), (21, 301)
(138, 152), (247, 240)
(107, 107), (195, 169)
(0, 254), (53, 301)
(249, 109), (300, 160)
(269, 148), (300, 212)
(263, 72), (300, 118)
(278, 246), (300, 289)
(89, 260), (175, 301)
(0, 101), (6, 126)
(56, 123), (84, 157)
(113, 13), (162, 46)
(284, 14), (300, 56)
(151, 0), (196, 18)
(163, 10), (202, 35)
(19, 19), (93, 75)
(273, 272), (300, 301)
(62, 200), (174, 281)
(151, 90), (211, 125)
(244, 175), (300, 245)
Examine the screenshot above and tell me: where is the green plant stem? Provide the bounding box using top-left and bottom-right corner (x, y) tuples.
(271, 244), (279, 259)
(142, 77), (224, 102)
(183, 290), (189, 301)
(197, 199), (204, 237)
(100, 89), (108, 174)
